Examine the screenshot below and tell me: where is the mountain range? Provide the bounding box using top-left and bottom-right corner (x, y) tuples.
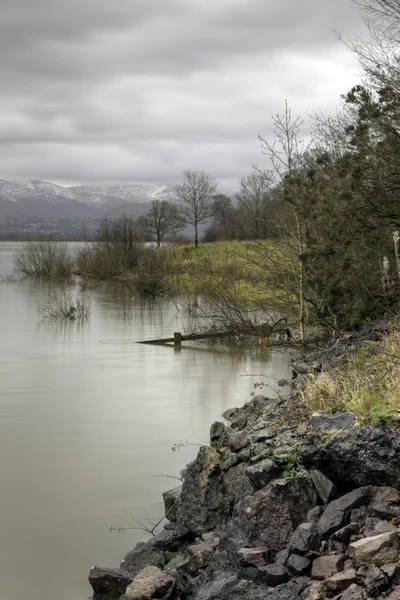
(0, 179), (179, 220)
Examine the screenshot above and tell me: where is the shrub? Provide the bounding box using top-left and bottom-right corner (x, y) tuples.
(37, 291), (91, 320)
(14, 240), (74, 282)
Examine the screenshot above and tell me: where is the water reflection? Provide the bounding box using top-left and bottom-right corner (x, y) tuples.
(0, 242), (294, 600)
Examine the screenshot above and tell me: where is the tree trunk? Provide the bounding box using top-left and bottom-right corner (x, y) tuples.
(195, 223), (199, 248)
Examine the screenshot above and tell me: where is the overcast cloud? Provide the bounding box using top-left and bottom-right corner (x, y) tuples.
(0, 0), (367, 188)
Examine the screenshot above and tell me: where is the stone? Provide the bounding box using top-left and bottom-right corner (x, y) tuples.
(374, 520), (397, 534)
(300, 582), (326, 600)
(227, 435), (250, 452)
(318, 487), (372, 537)
(89, 567), (133, 600)
(311, 553), (345, 580)
(307, 506), (323, 522)
(340, 583), (366, 600)
(237, 476), (318, 552)
(309, 411), (358, 431)
(222, 462), (254, 508)
(348, 531), (400, 567)
(218, 449), (240, 471)
(265, 581), (302, 599)
(246, 459), (281, 489)
(121, 566), (175, 599)
(250, 428), (276, 443)
(163, 486), (182, 523)
(324, 569), (356, 592)
(309, 469), (337, 504)
(259, 564), (289, 586)
(299, 422), (400, 490)
(287, 554), (311, 576)
(177, 446), (222, 534)
(275, 549), (290, 565)
(289, 522), (321, 555)
(238, 547), (269, 569)
(382, 561), (400, 584)
(210, 421), (227, 446)
(364, 564), (388, 595)
(121, 539), (162, 575)
(387, 586), (400, 599)
(331, 523), (358, 544)
(192, 574), (268, 600)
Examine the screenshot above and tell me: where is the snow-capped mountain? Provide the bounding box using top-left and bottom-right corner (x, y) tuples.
(0, 179), (180, 220)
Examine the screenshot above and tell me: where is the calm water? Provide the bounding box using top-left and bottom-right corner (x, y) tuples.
(0, 242), (293, 600)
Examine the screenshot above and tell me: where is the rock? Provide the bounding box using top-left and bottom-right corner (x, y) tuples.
(227, 435), (250, 452)
(89, 567), (133, 600)
(186, 534), (220, 572)
(237, 476), (318, 552)
(311, 554), (345, 580)
(121, 539), (162, 575)
(218, 449), (240, 471)
(340, 583), (366, 600)
(382, 561), (400, 584)
(275, 549), (290, 565)
(289, 522), (321, 555)
(259, 564), (289, 586)
(222, 462), (254, 510)
(121, 566), (175, 599)
(331, 523), (358, 544)
(348, 531), (400, 567)
(265, 580), (302, 599)
(192, 573), (268, 600)
(246, 459), (281, 489)
(287, 554), (311, 575)
(301, 582), (326, 600)
(238, 547), (269, 569)
(324, 569), (356, 592)
(250, 428), (276, 443)
(177, 446), (222, 535)
(374, 520), (397, 534)
(387, 586), (400, 599)
(309, 469), (337, 504)
(309, 411), (358, 431)
(299, 422), (400, 490)
(163, 486), (182, 523)
(210, 421), (227, 446)
(364, 564), (388, 595)
(307, 506), (324, 522)
(318, 487), (372, 537)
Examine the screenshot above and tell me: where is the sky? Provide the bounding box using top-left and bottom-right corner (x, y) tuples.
(0, 0), (368, 188)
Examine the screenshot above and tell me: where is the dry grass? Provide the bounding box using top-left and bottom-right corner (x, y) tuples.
(302, 328), (400, 425)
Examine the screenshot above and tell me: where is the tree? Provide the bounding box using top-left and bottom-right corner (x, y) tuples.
(236, 171), (271, 239)
(174, 170), (218, 248)
(204, 194), (238, 241)
(138, 200), (184, 248)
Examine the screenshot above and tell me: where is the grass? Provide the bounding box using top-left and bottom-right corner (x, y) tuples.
(302, 327), (400, 425)
(37, 291), (92, 320)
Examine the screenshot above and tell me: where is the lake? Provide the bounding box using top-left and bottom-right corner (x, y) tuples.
(0, 242), (293, 600)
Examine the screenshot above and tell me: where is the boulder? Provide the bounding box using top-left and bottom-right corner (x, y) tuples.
(210, 421), (227, 446)
(163, 486), (182, 523)
(311, 553), (345, 580)
(364, 565), (389, 596)
(289, 522), (321, 555)
(324, 569), (356, 592)
(238, 547), (269, 569)
(340, 583), (366, 600)
(236, 476), (318, 552)
(287, 554), (311, 575)
(177, 446), (222, 534)
(259, 564), (289, 586)
(309, 469), (337, 504)
(382, 561), (400, 584)
(348, 531), (400, 567)
(301, 582), (326, 600)
(120, 539), (162, 575)
(227, 435), (250, 452)
(318, 487), (372, 537)
(299, 419), (400, 490)
(89, 567), (133, 600)
(250, 428), (275, 443)
(246, 459), (281, 489)
(121, 566), (175, 599)
(192, 573), (268, 600)
(222, 462), (254, 509)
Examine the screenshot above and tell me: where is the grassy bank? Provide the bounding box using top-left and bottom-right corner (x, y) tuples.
(302, 323), (400, 426)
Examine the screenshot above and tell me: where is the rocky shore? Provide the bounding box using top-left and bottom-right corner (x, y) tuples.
(89, 324), (400, 600)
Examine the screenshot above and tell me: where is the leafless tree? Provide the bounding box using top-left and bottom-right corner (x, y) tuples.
(236, 171), (271, 239)
(174, 170), (218, 248)
(138, 200), (184, 247)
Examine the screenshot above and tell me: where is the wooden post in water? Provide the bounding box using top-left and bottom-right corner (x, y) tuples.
(174, 332), (182, 347)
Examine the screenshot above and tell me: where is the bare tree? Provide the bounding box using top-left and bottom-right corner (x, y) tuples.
(236, 171), (271, 239)
(138, 200), (184, 247)
(174, 170), (218, 248)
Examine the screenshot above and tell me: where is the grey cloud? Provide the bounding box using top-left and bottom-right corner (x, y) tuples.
(0, 0), (368, 185)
